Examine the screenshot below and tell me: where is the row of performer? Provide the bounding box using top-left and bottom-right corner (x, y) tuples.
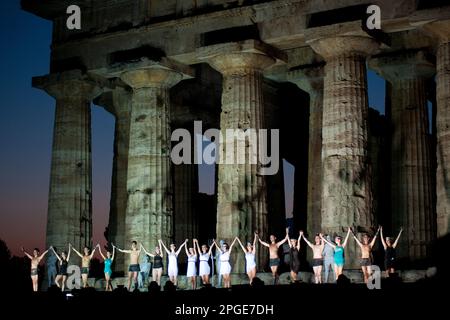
(22, 226), (403, 291)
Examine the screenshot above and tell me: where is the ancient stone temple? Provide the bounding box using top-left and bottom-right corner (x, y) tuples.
(22, 0), (450, 271)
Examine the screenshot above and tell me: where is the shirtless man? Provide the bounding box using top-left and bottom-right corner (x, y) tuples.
(115, 241), (141, 291)
(352, 226), (380, 283)
(301, 231), (325, 284)
(21, 246), (49, 292)
(258, 228), (289, 285)
(72, 243), (98, 288)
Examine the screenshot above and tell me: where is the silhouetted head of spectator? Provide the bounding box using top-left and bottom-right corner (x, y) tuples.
(336, 274), (351, 287)
(164, 280), (176, 292)
(148, 281), (160, 293)
(251, 277), (264, 288)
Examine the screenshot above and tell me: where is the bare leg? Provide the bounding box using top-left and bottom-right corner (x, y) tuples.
(270, 266), (278, 284)
(62, 276), (67, 291)
(55, 275), (62, 288)
(127, 271), (132, 290)
(31, 275), (38, 292)
(133, 271), (138, 290)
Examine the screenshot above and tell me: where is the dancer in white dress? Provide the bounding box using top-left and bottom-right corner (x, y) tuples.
(236, 233), (257, 284)
(159, 239), (187, 286)
(213, 238), (237, 288)
(185, 240), (198, 290)
(194, 238), (213, 285)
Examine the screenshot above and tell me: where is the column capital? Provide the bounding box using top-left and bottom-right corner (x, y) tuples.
(197, 40), (286, 75)
(103, 57), (193, 89)
(287, 64), (324, 96)
(307, 36), (379, 60)
(33, 70), (103, 100)
(422, 20), (450, 44)
(369, 50), (435, 82)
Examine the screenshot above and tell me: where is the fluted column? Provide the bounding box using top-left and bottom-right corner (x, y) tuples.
(288, 65), (324, 235)
(119, 67), (185, 265)
(34, 72), (101, 253)
(308, 36), (379, 268)
(423, 21), (450, 237)
(199, 41), (280, 271)
(371, 50), (436, 260)
(106, 89), (131, 272)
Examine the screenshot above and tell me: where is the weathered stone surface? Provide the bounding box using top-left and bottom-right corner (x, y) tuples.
(370, 51), (436, 260)
(287, 65), (324, 237)
(422, 21), (450, 237)
(199, 41), (283, 272)
(101, 88), (131, 272)
(308, 36), (379, 268)
(119, 65), (190, 267)
(33, 71), (102, 255)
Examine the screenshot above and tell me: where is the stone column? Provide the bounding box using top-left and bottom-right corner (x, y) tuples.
(105, 89), (131, 272)
(118, 65), (189, 265)
(174, 162), (199, 263)
(370, 51), (436, 260)
(199, 41), (282, 271)
(288, 65), (324, 235)
(423, 21), (450, 237)
(34, 72), (101, 253)
(308, 36), (379, 268)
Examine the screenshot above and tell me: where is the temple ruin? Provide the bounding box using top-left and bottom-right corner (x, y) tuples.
(22, 0), (450, 271)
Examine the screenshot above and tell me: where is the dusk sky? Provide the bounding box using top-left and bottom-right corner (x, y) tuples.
(0, 0), (387, 256)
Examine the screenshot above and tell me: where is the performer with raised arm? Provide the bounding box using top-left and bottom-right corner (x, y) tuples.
(51, 244), (71, 291)
(320, 228), (352, 280)
(71, 244), (97, 288)
(115, 241), (141, 291)
(185, 240), (198, 290)
(98, 244), (115, 291)
(235, 233), (257, 284)
(159, 239), (188, 287)
(21, 246), (49, 292)
(141, 242), (164, 286)
(301, 231), (325, 284)
(287, 230), (301, 283)
(194, 239), (213, 285)
(352, 226), (380, 283)
(213, 238), (237, 288)
(380, 226), (403, 276)
(258, 228), (289, 285)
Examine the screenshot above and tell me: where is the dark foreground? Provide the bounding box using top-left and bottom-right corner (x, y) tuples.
(7, 277), (447, 318)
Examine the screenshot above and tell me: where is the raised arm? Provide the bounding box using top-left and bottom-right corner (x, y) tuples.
(229, 237), (237, 252)
(236, 237), (246, 253)
(301, 232), (314, 249)
(111, 245), (115, 261)
(140, 244), (155, 257)
(252, 233), (257, 255)
(393, 227), (403, 248)
(342, 227), (352, 248)
(90, 244), (98, 259)
(194, 239), (201, 255)
(320, 234), (336, 249)
(51, 246), (62, 262)
(296, 232), (301, 251)
(351, 229), (363, 248)
(159, 240), (170, 255)
(370, 226), (381, 248)
(213, 240), (223, 254)
(71, 245), (83, 258)
(276, 228), (289, 247)
(258, 235), (270, 248)
(38, 248), (49, 261)
(21, 247), (33, 260)
(286, 229), (292, 248)
(184, 240), (190, 257)
(98, 245), (106, 260)
(380, 226), (387, 250)
(176, 239), (188, 256)
(67, 245), (71, 262)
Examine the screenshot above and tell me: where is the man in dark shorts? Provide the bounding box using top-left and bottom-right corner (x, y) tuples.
(258, 228), (289, 285)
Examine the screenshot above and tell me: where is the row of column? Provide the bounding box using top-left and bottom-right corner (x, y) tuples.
(38, 21), (450, 269)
